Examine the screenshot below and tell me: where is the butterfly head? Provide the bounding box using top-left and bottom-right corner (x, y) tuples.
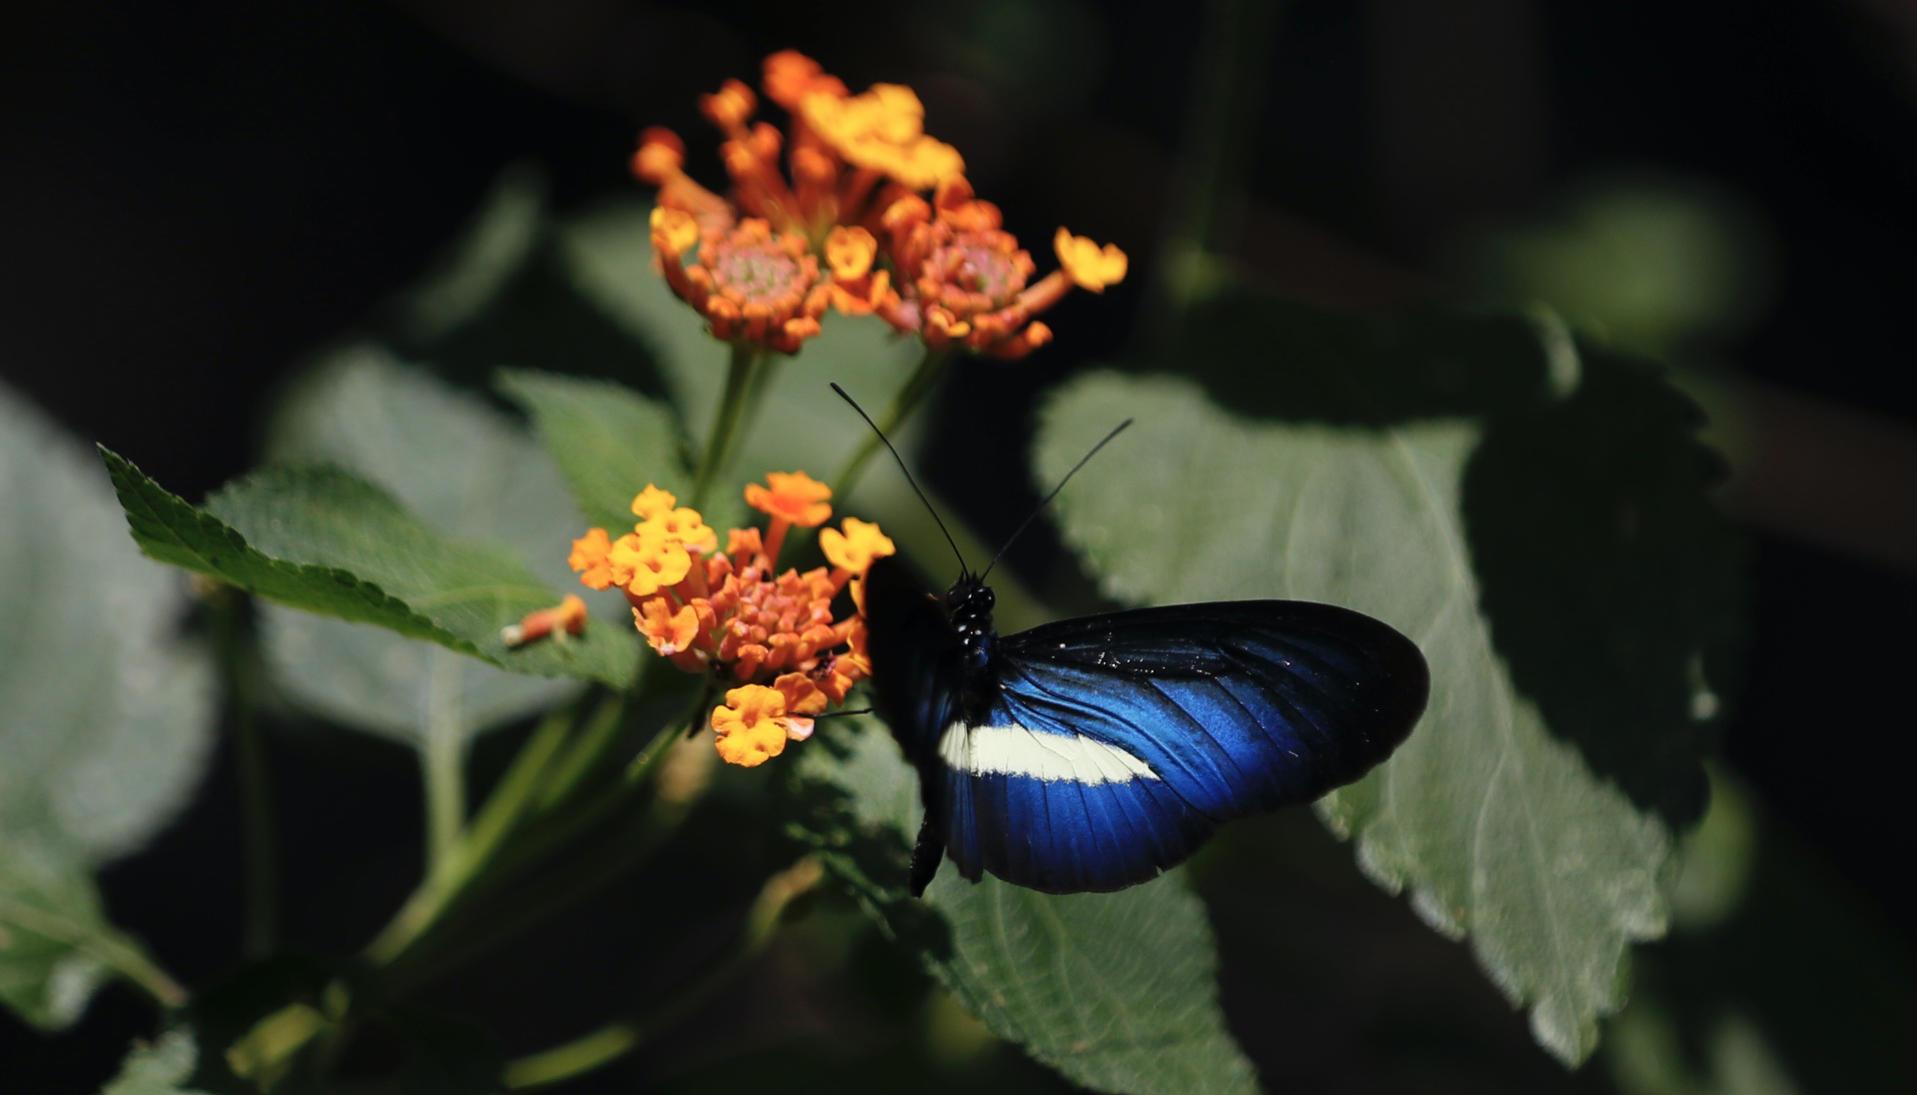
(946, 574), (997, 674)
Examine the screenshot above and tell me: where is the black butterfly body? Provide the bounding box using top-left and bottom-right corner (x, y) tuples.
(863, 556), (1430, 895)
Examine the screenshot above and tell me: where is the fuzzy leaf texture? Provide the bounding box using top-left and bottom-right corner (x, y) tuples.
(496, 368), (691, 533)
(1, 384), (215, 1029)
(102, 446), (635, 698)
(790, 723), (1256, 1095)
(1033, 295), (1737, 1064)
(245, 351), (630, 743)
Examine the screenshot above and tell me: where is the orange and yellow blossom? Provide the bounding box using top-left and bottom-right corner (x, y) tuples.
(568, 475), (894, 766)
(632, 51), (972, 354)
(875, 177), (1127, 360)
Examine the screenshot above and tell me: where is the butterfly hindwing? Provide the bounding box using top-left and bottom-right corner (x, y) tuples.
(929, 603), (1425, 891)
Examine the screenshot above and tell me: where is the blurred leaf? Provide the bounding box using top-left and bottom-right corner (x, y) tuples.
(244, 351), (633, 741)
(789, 722), (1257, 1095)
(1035, 319), (1729, 1063)
(1457, 174), (1772, 354)
(1, 384), (213, 1029)
(0, 846), (114, 1030)
(1607, 770), (1910, 1095)
(101, 1028), (213, 1095)
(390, 166), (547, 344)
(496, 369), (690, 532)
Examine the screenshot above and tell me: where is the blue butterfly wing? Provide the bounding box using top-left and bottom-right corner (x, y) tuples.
(936, 603), (1428, 892)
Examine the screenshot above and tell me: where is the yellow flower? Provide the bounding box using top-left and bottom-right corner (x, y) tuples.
(825, 225), (877, 280)
(607, 530), (692, 597)
(630, 484), (681, 520)
(820, 517), (895, 576)
(711, 684), (798, 767)
(744, 471), (833, 529)
(1053, 228), (1128, 292)
(802, 83), (965, 190)
(569, 528), (617, 590)
(650, 207), (699, 258)
(634, 597), (700, 657)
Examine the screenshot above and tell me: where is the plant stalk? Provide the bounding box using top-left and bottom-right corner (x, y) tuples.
(214, 588), (278, 958)
(691, 342), (761, 508)
(830, 346), (953, 497)
(500, 856), (824, 1089)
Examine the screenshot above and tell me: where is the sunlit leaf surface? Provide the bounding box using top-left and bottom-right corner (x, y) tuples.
(1033, 298), (1732, 1064)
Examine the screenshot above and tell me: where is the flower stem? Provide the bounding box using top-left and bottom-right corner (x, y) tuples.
(500, 856), (825, 1090)
(213, 588), (277, 958)
(830, 346), (954, 497)
(691, 342), (761, 508)
(380, 683), (715, 995)
(364, 697), (580, 967)
(421, 656), (468, 873)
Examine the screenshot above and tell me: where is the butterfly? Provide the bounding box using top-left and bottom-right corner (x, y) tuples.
(837, 386), (1430, 896)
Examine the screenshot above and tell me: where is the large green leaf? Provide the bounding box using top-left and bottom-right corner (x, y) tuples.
(1, 384), (213, 1029)
(105, 450), (631, 698)
(789, 723), (1256, 1095)
(1035, 315), (1731, 1065)
(241, 351), (632, 742)
(496, 369), (690, 533)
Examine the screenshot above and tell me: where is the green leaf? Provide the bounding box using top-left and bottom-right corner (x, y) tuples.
(242, 350), (634, 741)
(101, 1028), (213, 1095)
(1, 383), (212, 1029)
(789, 723), (1257, 1094)
(390, 166), (547, 344)
(101, 447), (476, 651)
(496, 369), (690, 533)
(1035, 308), (1731, 1065)
(0, 846), (113, 1030)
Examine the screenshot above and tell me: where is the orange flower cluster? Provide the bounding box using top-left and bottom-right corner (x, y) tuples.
(635, 51), (1126, 360)
(568, 472), (895, 767)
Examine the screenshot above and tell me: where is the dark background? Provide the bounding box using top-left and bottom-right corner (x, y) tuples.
(5, 1), (1915, 1091)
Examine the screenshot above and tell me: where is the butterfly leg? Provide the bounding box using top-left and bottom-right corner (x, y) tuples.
(909, 812), (944, 897)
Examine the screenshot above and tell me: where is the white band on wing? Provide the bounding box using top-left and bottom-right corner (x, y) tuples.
(938, 723), (1161, 785)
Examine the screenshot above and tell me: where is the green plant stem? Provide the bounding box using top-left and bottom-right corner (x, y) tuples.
(500, 856), (825, 1090)
(421, 657), (467, 873)
(214, 589), (277, 958)
(691, 342), (761, 508)
(533, 687), (633, 812)
(379, 685), (714, 995)
(365, 699), (580, 967)
(830, 347), (953, 497)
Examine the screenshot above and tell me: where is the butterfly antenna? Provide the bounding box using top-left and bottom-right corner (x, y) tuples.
(980, 419), (1132, 582)
(830, 383), (970, 577)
